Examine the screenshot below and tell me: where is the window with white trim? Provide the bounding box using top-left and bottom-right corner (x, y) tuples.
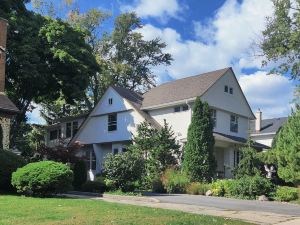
(229, 87), (233, 94)
(210, 109), (217, 128)
(230, 115), (238, 133)
(108, 98), (113, 105)
(108, 113), (117, 131)
(233, 150), (240, 167)
(224, 85), (228, 93)
(113, 148), (119, 155)
(49, 129), (61, 140)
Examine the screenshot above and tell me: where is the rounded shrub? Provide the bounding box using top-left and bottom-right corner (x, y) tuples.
(72, 160), (87, 190)
(161, 168), (190, 193)
(228, 175), (274, 200)
(211, 179), (233, 197)
(274, 186), (298, 202)
(0, 150), (26, 191)
(152, 176), (166, 193)
(12, 161), (73, 196)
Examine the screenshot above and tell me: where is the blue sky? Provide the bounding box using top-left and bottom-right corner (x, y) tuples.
(26, 0), (297, 124)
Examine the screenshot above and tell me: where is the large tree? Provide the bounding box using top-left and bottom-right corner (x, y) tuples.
(260, 0), (300, 97)
(182, 97), (216, 182)
(272, 107), (300, 185)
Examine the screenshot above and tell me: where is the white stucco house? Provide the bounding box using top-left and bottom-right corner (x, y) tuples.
(46, 67), (266, 179)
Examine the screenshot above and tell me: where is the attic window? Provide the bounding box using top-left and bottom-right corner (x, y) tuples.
(108, 98), (113, 105)
(224, 85), (228, 93)
(229, 87), (233, 94)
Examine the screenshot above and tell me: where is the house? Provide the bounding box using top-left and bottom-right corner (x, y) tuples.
(0, 17), (19, 150)
(250, 109), (287, 147)
(60, 67), (268, 179)
(45, 113), (88, 147)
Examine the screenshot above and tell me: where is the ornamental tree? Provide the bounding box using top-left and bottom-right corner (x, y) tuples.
(183, 97), (216, 182)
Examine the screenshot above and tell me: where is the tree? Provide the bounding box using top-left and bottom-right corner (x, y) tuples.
(182, 97), (216, 182)
(260, 0), (300, 85)
(233, 140), (262, 179)
(272, 107), (300, 185)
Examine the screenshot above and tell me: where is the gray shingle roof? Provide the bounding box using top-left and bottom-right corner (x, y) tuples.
(0, 93), (19, 114)
(142, 67), (231, 109)
(250, 117), (287, 134)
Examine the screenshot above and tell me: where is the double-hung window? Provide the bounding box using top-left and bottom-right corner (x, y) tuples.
(108, 113), (117, 131)
(230, 115), (238, 133)
(210, 109), (217, 128)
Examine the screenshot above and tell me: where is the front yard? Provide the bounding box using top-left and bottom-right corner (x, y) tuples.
(0, 195), (252, 225)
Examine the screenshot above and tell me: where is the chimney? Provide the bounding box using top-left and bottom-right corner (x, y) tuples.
(255, 109), (262, 132)
(0, 17), (8, 93)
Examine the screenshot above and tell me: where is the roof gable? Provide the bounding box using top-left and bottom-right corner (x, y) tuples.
(142, 67), (230, 109)
(0, 93), (19, 114)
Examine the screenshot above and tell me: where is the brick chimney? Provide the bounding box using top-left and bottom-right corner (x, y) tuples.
(255, 109), (262, 132)
(0, 17), (8, 93)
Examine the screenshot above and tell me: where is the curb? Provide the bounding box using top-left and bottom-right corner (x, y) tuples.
(103, 194), (160, 203)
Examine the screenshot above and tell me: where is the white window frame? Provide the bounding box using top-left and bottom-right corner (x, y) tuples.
(210, 109), (217, 128)
(108, 113), (117, 131)
(230, 115), (238, 133)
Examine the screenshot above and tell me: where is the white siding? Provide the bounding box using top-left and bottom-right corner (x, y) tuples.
(251, 134), (275, 147)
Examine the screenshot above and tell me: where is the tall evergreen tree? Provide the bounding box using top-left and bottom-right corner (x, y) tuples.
(183, 97), (216, 182)
(272, 107), (300, 185)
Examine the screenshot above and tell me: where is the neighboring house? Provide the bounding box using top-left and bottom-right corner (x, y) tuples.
(45, 113), (88, 147)
(0, 17), (19, 150)
(67, 67), (267, 178)
(250, 109), (287, 147)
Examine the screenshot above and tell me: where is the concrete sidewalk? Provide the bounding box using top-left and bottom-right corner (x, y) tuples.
(64, 193), (300, 225)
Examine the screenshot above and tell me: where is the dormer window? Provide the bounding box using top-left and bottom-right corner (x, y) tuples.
(108, 98), (113, 105)
(224, 85), (228, 93)
(229, 87), (233, 94)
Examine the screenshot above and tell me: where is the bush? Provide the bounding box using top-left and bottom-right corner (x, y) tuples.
(228, 175), (274, 200)
(72, 160), (87, 189)
(152, 176), (166, 193)
(11, 161), (73, 196)
(103, 152), (145, 192)
(81, 180), (106, 193)
(161, 168), (190, 193)
(274, 186), (298, 202)
(186, 182), (211, 195)
(0, 150), (26, 191)
(211, 179), (233, 197)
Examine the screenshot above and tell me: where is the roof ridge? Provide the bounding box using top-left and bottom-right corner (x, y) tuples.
(144, 67), (231, 92)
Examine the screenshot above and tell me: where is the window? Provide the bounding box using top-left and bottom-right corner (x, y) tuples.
(230, 115), (238, 133)
(108, 113), (117, 131)
(210, 109), (217, 128)
(66, 122), (72, 138)
(73, 121), (79, 135)
(224, 85), (228, 93)
(229, 87), (233, 94)
(122, 148), (127, 153)
(49, 129), (60, 140)
(174, 106), (181, 112)
(108, 98), (113, 105)
(85, 149), (96, 170)
(182, 105), (189, 111)
(233, 150), (240, 167)
(113, 148), (119, 155)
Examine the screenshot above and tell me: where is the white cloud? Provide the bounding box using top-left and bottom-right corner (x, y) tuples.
(121, 0), (185, 22)
(239, 71), (294, 118)
(26, 104), (46, 125)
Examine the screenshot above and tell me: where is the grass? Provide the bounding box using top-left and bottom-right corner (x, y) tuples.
(0, 195), (253, 225)
(104, 189), (143, 196)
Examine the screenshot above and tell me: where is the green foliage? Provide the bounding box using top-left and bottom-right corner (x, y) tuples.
(260, 0), (300, 83)
(81, 180), (106, 193)
(0, 150), (26, 191)
(228, 175), (274, 200)
(72, 160), (87, 189)
(103, 152), (145, 192)
(233, 140), (262, 178)
(130, 120), (180, 188)
(211, 179), (234, 197)
(151, 176), (166, 193)
(186, 182), (211, 195)
(161, 168), (190, 193)
(272, 109), (300, 185)
(183, 97), (216, 182)
(11, 161), (73, 196)
(274, 186), (298, 202)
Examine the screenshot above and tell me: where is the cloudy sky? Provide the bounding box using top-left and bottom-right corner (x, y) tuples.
(27, 0), (297, 124)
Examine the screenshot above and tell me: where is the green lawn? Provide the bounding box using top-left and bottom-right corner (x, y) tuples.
(0, 195), (252, 225)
